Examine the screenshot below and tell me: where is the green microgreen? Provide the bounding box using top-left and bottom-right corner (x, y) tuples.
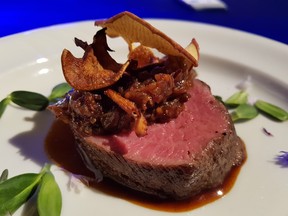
(0, 97), (11, 118)
(230, 103), (258, 122)
(0, 82), (70, 119)
(0, 164), (62, 216)
(214, 95), (223, 102)
(0, 173), (42, 215)
(0, 169), (8, 183)
(225, 90), (248, 107)
(48, 82), (71, 103)
(10, 91), (49, 111)
(255, 99), (288, 121)
(223, 91), (288, 122)
(37, 172), (62, 216)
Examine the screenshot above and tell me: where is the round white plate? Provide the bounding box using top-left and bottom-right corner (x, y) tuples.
(0, 20), (287, 216)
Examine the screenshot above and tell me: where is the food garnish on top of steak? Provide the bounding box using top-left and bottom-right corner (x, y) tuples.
(49, 11), (199, 137)
(48, 11), (246, 200)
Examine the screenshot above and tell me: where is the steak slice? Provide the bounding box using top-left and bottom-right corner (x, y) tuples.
(72, 79), (246, 200)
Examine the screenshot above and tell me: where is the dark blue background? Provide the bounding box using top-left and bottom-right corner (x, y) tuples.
(0, 0), (287, 44)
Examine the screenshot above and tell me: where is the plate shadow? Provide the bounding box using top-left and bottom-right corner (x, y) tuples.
(8, 110), (55, 166)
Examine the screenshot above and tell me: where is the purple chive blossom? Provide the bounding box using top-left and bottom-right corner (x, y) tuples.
(275, 151), (288, 167)
(262, 128), (273, 136)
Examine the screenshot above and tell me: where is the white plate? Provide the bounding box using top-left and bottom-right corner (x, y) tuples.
(0, 20), (288, 216)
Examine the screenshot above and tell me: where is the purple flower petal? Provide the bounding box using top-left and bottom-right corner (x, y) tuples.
(275, 151), (288, 167)
(262, 128), (273, 136)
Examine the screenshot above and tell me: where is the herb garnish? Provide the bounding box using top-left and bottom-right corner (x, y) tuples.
(48, 83), (72, 103)
(0, 98), (10, 118)
(37, 167), (62, 216)
(0, 82), (71, 118)
(225, 90), (248, 107)
(221, 91), (288, 122)
(230, 103), (258, 122)
(275, 151), (288, 167)
(262, 128), (273, 136)
(10, 91), (49, 110)
(255, 100), (288, 121)
(0, 169), (8, 183)
(0, 164), (62, 216)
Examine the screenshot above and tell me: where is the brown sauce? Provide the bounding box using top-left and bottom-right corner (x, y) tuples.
(45, 120), (246, 212)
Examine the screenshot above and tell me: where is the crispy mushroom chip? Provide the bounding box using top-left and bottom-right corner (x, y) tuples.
(104, 89), (147, 136)
(95, 11), (199, 68)
(60, 11), (200, 136)
(62, 48), (130, 91)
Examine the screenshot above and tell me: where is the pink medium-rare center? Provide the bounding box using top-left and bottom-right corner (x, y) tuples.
(85, 79), (230, 165)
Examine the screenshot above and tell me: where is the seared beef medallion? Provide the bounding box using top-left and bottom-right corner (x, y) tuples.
(49, 11), (246, 200)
